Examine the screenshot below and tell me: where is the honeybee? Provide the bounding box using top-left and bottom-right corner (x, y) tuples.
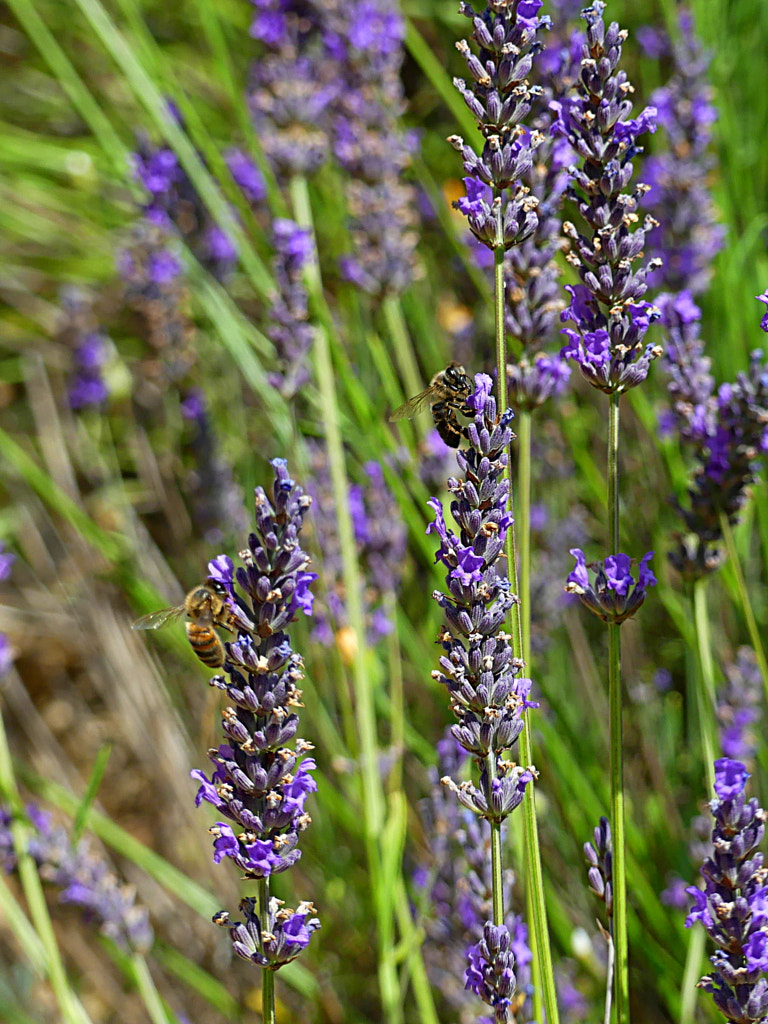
(132, 581), (235, 668)
(389, 362), (473, 448)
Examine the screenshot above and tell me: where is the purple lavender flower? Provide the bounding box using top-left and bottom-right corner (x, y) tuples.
(449, 0), (546, 254)
(658, 291), (715, 444)
(428, 375), (535, 823)
(191, 461), (320, 968)
(324, 0), (419, 297)
(0, 541), (16, 582)
(0, 804), (152, 952)
(247, 1), (338, 178)
(306, 444), (406, 646)
(132, 135), (237, 280)
(119, 224), (194, 385)
(640, 11), (725, 296)
(69, 334), (110, 411)
(717, 648), (762, 765)
(465, 921), (519, 1023)
(217, 895), (320, 969)
(266, 219), (316, 397)
(565, 548), (656, 624)
(58, 288), (111, 411)
(554, 2), (662, 393)
(758, 291), (768, 332)
(179, 389), (247, 545)
(685, 758), (768, 1023)
(584, 816), (613, 918)
(192, 461), (318, 899)
(507, 352), (571, 410)
(225, 148), (267, 204)
(667, 335), (768, 580)
(415, 732), (532, 1019)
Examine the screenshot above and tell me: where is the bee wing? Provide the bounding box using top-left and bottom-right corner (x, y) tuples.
(389, 387), (435, 422)
(132, 605), (186, 631)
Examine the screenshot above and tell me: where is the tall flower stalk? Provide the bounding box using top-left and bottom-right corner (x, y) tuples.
(552, 3), (662, 1019)
(685, 759), (768, 1023)
(427, 373), (537, 1023)
(191, 460), (320, 1024)
(450, 2), (558, 1020)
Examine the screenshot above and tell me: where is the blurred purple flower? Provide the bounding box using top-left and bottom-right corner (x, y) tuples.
(641, 11), (725, 296)
(0, 804), (152, 951)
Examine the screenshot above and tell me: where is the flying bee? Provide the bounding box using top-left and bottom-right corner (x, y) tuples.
(132, 581), (235, 668)
(389, 362), (474, 448)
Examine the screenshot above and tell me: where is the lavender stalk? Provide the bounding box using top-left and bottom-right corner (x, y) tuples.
(450, 3), (557, 1019)
(191, 460), (320, 1023)
(685, 759), (768, 1023)
(552, 4), (663, 1016)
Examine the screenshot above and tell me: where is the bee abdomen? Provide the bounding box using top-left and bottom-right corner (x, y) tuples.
(186, 622), (226, 667)
(432, 401), (466, 449)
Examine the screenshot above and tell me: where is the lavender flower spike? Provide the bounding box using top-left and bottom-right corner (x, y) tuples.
(554, 1), (663, 393)
(685, 758), (768, 1023)
(428, 374), (536, 823)
(216, 896), (320, 970)
(565, 549), (656, 624)
(1, 804), (152, 952)
(450, 0), (548, 251)
(465, 921), (519, 1024)
(192, 459), (320, 966)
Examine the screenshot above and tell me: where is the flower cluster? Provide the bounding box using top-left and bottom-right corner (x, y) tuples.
(657, 291), (715, 445)
(58, 288), (111, 412)
(659, 294), (768, 577)
(132, 131), (260, 279)
(215, 895), (320, 971)
(503, 36), (575, 409)
(553, 1), (662, 393)
(427, 374), (535, 823)
(247, 0), (339, 178)
(414, 732), (531, 1019)
(306, 443), (407, 648)
(179, 389), (247, 545)
(717, 648), (762, 766)
(119, 223), (193, 388)
(565, 549), (657, 624)
(465, 921), (519, 1023)
(664, 300), (768, 580)
(584, 816), (613, 919)
(0, 804), (152, 952)
(450, 0), (547, 252)
(265, 218), (316, 398)
(325, 0), (420, 297)
(639, 11), (725, 297)
(191, 459), (320, 966)
(686, 759), (768, 1023)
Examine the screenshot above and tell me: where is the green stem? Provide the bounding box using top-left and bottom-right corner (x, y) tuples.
(518, 410), (532, 666)
(290, 174), (395, 1019)
(382, 296), (424, 417)
(720, 513), (768, 706)
(692, 580), (717, 794)
(259, 879), (276, 1024)
(494, 243), (558, 1024)
(607, 393), (628, 1024)
(131, 954), (174, 1024)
